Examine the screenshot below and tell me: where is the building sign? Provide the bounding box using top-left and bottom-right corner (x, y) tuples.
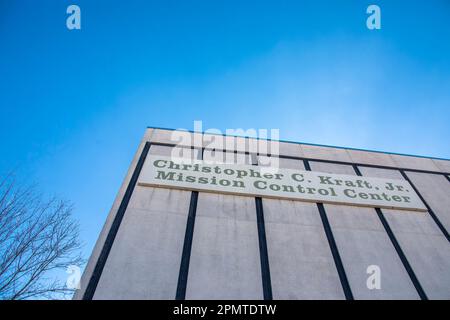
(138, 156), (427, 212)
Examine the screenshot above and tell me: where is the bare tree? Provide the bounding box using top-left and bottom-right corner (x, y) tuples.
(0, 174), (84, 300)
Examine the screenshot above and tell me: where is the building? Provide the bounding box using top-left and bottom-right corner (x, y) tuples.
(74, 127), (450, 300)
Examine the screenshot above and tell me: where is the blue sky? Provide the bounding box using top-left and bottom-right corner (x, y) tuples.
(1, 0), (450, 267)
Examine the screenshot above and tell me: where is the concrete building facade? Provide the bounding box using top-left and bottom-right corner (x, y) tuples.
(74, 127), (450, 300)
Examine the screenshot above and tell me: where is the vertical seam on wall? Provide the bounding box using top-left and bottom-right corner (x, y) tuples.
(303, 159), (354, 300)
(352, 165), (428, 300)
(400, 170), (450, 242)
(175, 192), (198, 299)
(175, 147), (203, 300)
(255, 197), (273, 300)
(82, 141), (151, 300)
(253, 154), (273, 300)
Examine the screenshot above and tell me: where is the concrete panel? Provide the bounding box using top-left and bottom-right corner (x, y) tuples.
(202, 134), (249, 153)
(405, 172), (450, 232)
(185, 193), (263, 299)
(346, 149), (396, 167)
(204, 133), (286, 155)
(143, 128), (154, 142)
(150, 144), (200, 163)
(203, 149), (253, 166)
(225, 135), (247, 153)
(150, 128), (203, 148)
(203, 133), (226, 151)
(257, 156), (302, 170)
(358, 167), (450, 299)
(186, 149), (262, 299)
(258, 156), (343, 299)
(381, 229), (450, 299)
(74, 129), (153, 299)
(309, 161), (355, 175)
(150, 128), (177, 144)
(263, 199), (344, 299)
(390, 154), (440, 172)
(432, 159), (450, 174)
(300, 144), (352, 163)
(278, 141), (303, 158)
(202, 134), (283, 156)
(307, 162), (419, 299)
(249, 138), (282, 156)
(92, 145), (196, 299)
(93, 188), (191, 299)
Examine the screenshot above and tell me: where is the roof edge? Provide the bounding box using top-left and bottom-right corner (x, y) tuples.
(146, 126), (450, 162)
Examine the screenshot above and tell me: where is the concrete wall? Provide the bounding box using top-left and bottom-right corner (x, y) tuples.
(93, 145), (199, 299)
(259, 157), (344, 299)
(73, 128), (154, 300)
(359, 167), (450, 299)
(405, 172), (450, 232)
(309, 162), (419, 299)
(186, 151), (262, 299)
(75, 128), (450, 300)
